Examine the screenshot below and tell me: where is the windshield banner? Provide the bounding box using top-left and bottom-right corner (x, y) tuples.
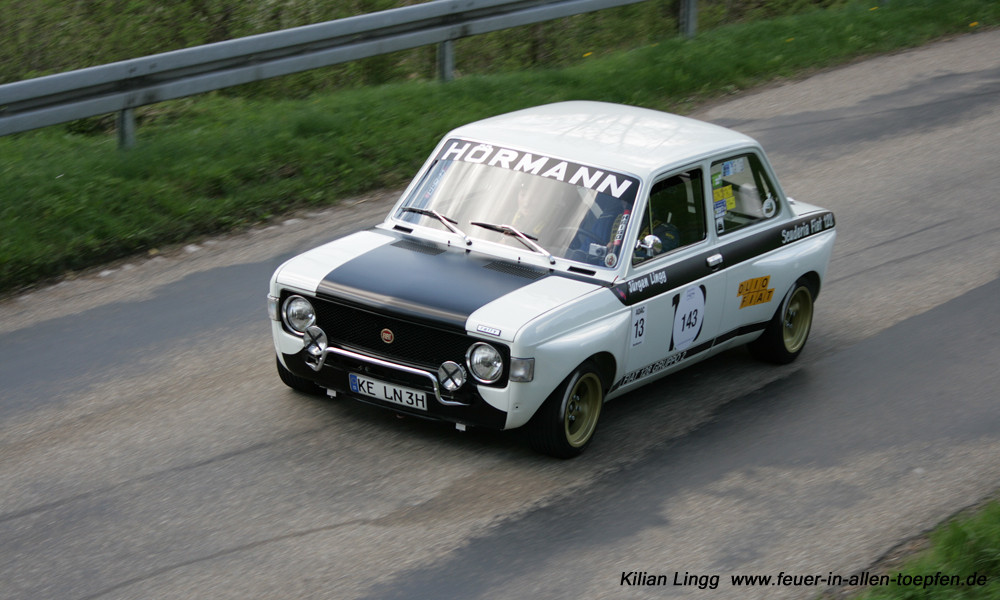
(439, 138), (639, 202)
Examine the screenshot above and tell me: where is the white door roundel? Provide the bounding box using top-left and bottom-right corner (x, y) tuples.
(672, 286), (706, 351)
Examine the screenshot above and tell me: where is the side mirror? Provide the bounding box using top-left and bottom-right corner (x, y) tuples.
(636, 234), (663, 257)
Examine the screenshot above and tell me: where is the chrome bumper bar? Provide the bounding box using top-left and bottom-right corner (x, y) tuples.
(304, 335), (466, 407)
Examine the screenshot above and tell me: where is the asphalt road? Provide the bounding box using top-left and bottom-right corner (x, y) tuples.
(1, 30), (999, 600)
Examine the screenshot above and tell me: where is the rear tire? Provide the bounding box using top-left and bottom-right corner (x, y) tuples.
(276, 357), (326, 396)
(528, 362), (604, 458)
(748, 278), (815, 364)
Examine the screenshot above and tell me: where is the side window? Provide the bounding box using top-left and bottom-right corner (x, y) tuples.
(633, 169), (706, 265)
(710, 154), (779, 235)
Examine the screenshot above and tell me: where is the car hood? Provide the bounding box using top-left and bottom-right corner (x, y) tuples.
(276, 229), (605, 342)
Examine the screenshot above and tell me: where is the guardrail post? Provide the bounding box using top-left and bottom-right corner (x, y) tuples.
(116, 108), (136, 149)
(680, 0), (697, 38)
(437, 40), (455, 82)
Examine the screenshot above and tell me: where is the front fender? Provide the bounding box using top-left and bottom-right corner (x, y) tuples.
(498, 290), (630, 429)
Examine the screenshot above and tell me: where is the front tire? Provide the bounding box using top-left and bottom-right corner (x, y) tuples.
(748, 278), (815, 364)
(528, 362), (604, 458)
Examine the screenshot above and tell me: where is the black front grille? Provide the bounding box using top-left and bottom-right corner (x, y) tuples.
(289, 292), (509, 384)
(315, 299), (467, 366)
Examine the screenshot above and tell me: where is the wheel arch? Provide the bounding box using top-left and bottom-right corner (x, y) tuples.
(799, 270), (821, 299)
(588, 351), (617, 394)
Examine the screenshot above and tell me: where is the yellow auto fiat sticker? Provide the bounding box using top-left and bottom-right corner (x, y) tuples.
(737, 275), (774, 309)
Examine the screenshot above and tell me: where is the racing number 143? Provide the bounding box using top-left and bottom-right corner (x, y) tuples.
(679, 309), (699, 331)
(672, 286), (706, 352)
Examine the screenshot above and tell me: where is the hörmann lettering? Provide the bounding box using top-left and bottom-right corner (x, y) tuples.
(439, 139), (637, 200)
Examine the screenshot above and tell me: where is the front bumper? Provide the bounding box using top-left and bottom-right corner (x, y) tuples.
(280, 344), (509, 430)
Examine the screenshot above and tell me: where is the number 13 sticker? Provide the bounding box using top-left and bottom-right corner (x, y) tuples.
(672, 286), (706, 351)
(631, 305), (646, 347)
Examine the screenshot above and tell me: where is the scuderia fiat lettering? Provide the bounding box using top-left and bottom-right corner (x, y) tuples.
(781, 213), (835, 244)
(268, 101), (835, 458)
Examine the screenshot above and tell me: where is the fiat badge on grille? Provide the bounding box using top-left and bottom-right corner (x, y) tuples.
(380, 328), (394, 344)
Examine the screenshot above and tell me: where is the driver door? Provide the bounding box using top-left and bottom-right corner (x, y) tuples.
(616, 168), (726, 392)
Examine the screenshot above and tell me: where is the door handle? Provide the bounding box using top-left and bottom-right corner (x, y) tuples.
(706, 253), (723, 269)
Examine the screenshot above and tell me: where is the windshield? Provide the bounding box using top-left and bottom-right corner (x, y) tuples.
(395, 139), (640, 269)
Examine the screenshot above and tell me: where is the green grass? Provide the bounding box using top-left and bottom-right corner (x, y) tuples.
(850, 500), (1000, 599)
(1, 0), (997, 293)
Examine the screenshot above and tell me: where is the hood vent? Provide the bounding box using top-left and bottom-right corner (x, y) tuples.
(568, 265), (597, 276)
(391, 239), (445, 255)
(483, 261), (547, 280)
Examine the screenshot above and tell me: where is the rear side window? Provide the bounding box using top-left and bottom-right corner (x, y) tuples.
(710, 154), (779, 235)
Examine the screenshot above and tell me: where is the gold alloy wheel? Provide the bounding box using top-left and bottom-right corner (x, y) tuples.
(782, 285), (814, 354)
(564, 372), (603, 447)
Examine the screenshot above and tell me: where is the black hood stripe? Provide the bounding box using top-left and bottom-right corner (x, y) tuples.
(317, 234), (557, 329)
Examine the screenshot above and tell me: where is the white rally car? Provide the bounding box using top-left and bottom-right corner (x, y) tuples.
(268, 101), (836, 457)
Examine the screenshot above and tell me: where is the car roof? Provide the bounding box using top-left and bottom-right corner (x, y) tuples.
(446, 101), (759, 180)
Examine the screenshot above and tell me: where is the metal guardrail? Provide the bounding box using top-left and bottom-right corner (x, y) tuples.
(0, 0), (696, 148)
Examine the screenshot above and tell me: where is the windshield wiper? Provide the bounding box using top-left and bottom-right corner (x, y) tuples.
(470, 221), (556, 265)
(401, 207), (471, 245)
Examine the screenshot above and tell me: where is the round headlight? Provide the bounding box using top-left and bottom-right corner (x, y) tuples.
(466, 342), (503, 384)
(282, 295), (316, 334)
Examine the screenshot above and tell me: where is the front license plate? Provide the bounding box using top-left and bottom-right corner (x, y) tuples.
(349, 373), (428, 412)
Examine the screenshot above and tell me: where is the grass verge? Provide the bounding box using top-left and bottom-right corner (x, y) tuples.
(830, 499), (1000, 599)
(1, 0), (997, 294)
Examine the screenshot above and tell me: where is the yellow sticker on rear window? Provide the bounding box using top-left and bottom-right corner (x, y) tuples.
(712, 185), (733, 202)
